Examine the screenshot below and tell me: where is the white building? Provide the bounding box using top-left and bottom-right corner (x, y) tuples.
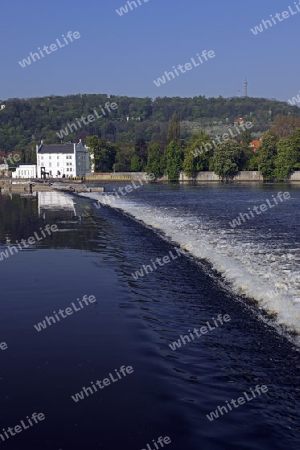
(38, 192), (77, 217)
(36, 140), (92, 178)
(12, 164), (37, 179)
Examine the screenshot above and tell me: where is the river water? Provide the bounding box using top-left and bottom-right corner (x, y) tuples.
(0, 183), (299, 450)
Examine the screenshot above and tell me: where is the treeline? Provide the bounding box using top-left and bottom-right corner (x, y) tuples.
(255, 116), (300, 180)
(0, 93), (299, 159)
(88, 114), (300, 181)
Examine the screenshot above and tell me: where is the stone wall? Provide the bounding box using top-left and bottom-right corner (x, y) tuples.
(288, 171), (300, 181)
(179, 171), (263, 182)
(85, 172), (150, 181)
(85, 171), (300, 183)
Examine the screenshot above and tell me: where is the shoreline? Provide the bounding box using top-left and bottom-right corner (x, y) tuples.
(1, 169), (300, 192)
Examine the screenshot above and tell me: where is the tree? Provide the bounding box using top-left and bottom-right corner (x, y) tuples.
(77, 130), (88, 145)
(239, 147), (257, 170)
(114, 145), (135, 171)
(134, 138), (148, 168)
(22, 143), (37, 164)
(247, 153), (259, 170)
(86, 136), (116, 172)
(256, 131), (278, 180)
(167, 113), (181, 145)
(146, 142), (165, 177)
(183, 131), (212, 177)
(3, 93), (300, 161)
(241, 128), (252, 145)
(292, 127), (300, 169)
(271, 115), (300, 139)
(165, 140), (182, 181)
(131, 155), (143, 171)
(274, 137), (298, 180)
(213, 140), (242, 181)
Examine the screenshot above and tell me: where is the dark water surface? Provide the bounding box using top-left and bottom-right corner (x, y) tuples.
(0, 186), (299, 450)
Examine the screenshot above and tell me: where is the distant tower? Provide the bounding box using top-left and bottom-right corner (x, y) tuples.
(238, 90), (240, 98)
(244, 78), (248, 97)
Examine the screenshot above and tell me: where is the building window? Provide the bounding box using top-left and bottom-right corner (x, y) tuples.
(49, 163), (51, 167)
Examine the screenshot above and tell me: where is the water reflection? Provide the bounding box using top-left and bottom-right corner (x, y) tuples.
(0, 192), (99, 251)
(38, 191), (77, 218)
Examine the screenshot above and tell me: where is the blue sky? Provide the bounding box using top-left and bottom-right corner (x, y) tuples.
(1, 0), (299, 102)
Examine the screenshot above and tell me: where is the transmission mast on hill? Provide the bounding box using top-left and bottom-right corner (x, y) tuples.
(244, 78), (248, 97)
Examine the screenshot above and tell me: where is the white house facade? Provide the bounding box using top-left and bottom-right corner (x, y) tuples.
(36, 140), (92, 178)
(12, 164), (37, 179)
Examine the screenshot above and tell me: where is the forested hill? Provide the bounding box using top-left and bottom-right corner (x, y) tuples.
(0, 93), (299, 153)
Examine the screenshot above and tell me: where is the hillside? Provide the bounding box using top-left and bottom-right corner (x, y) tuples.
(0, 94), (299, 156)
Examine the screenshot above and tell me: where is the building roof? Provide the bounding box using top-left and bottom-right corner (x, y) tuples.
(17, 164), (36, 167)
(250, 140), (261, 152)
(38, 144), (74, 154)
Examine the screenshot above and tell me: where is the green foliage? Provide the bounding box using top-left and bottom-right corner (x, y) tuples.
(274, 137), (299, 180)
(213, 140), (242, 181)
(183, 131), (212, 177)
(256, 131), (278, 180)
(167, 113), (181, 145)
(165, 141), (182, 181)
(271, 115), (300, 138)
(0, 94), (299, 156)
(134, 138), (148, 168)
(1, 94), (300, 180)
(239, 146), (256, 170)
(86, 136), (116, 172)
(114, 145), (135, 171)
(292, 127), (300, 153)
(247, 154), (259, 171)
(130, 155), (143, 172)
(146, 142), (165, 177)
(241, 129), (252, 145)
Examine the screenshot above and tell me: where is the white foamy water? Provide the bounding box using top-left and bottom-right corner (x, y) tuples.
(81, 192), (300, 340)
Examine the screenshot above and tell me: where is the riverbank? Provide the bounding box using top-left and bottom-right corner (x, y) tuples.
(1, 171), (300, 191)
(81, 171), (300, 183)
(0, 180), (104, 194)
